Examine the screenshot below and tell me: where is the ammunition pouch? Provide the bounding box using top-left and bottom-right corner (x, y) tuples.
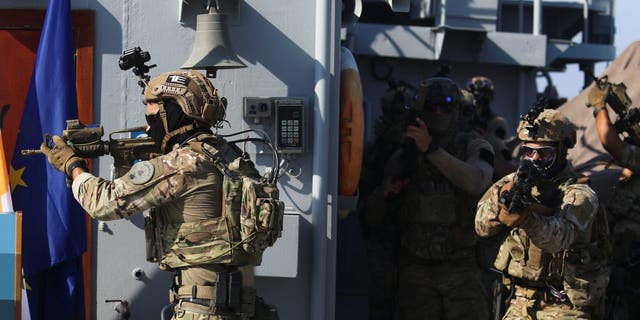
(562, 241), (610, 311)
(494, 229), (550, 282)
(239, 177), (284, 262)
(222, 175), (284, 266)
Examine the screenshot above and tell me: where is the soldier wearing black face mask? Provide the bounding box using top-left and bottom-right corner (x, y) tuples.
(40, 70), (280, 320)
(144, 98), (214, 153)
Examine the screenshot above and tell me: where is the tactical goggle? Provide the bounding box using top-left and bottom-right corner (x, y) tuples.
(423, 97), (455, 113)
(521, 145), (556, 159)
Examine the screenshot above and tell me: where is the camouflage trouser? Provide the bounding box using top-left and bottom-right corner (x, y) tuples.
(605, 221), (640, 320)
(502, 296), (590, 320)
(170, 266), (278, 320)
(394, 256), (490, 320)
(171, 297), (278, 320)
(606, 264), (640, 320)
(367, 236), (398, 320)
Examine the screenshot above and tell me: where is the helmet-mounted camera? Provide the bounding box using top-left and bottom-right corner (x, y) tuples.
(119, 47), (157, 91)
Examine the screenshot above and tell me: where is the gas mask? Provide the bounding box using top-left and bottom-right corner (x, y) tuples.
(521, 144), (567, 178)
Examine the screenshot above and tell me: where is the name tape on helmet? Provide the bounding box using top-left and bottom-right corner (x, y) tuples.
(166, 75), (191, 86)
(153, 84), (188, 96)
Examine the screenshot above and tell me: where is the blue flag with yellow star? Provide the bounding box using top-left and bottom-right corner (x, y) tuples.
(11, 0), (86, 318)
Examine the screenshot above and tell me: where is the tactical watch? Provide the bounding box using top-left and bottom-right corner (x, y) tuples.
(66, 160), (88, 178)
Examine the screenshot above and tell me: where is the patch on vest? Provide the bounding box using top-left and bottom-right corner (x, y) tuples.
(129, 161), (155, 185)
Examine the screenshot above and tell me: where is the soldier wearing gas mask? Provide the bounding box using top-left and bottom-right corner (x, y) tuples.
(366, 77), (494, 320)
(475, 109), (610, 320)
(39, 70), (278, 320)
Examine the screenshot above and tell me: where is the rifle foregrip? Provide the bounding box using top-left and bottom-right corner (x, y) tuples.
(71, 142), (108, 158)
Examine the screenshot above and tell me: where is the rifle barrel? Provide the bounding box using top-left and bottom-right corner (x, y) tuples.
(21, 149), (43, 156)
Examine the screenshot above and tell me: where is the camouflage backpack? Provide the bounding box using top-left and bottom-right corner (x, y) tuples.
(190, 135), (285, 265)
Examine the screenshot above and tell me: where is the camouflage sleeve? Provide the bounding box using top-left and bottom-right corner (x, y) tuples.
(619, 143), (640, 172)
(71, 150), (202, 221)
(520, 183), (598, 253)
(425, 137), (494, 196)
(475, 173), (514, 237)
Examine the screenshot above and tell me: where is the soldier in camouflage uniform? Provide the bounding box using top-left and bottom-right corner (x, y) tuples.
(589, 85), (640, 319)
(359, 80), (416, 320)
(467, 76), (515, 180)
(458, 88), (477, 133)
(366, 77), (494, 320)
(39, 70), (278, 320)
(475, 109), (610, 320)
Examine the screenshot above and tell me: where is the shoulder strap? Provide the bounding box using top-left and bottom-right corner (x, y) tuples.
(188, 136), (261, 180)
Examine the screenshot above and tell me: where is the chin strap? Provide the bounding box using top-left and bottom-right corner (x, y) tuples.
(156, 100), (202, 152)
(161, 123), (196, 151)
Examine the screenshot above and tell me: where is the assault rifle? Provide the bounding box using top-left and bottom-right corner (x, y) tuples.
(22, 119), (160, 178)
(589, 74), (640, 145)
(388, 106), (422, 182)
(498, 160), (535, 214)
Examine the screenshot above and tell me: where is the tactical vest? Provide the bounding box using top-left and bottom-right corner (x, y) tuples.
(396, 132), (479, 261)
(493, 174), (610, 312)
(145, 134), (284, 269)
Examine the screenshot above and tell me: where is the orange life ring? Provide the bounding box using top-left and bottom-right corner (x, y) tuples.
(339, 48), (364, 196)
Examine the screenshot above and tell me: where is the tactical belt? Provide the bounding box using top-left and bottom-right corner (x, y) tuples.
(173, 285), (217, 301)
(170, 271), (243, 313)
(507, 280), (568, 303)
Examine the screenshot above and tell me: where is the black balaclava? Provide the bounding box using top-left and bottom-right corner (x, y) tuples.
(145, 99), (212, 153)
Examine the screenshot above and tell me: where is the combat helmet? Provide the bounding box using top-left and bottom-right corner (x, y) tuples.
(415, 77), (461, 110)
(413, 77), (461, 136)
(380, 80), (416, 119)
(144, 70), (227, 127)
(467, 76), (494, 102)
(516, 109), (576, 148)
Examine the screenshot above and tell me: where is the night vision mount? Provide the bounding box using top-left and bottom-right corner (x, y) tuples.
(118, 47), (157, 90)
(520, 97), (549, 137)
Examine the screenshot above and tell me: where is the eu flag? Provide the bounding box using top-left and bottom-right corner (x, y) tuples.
(11, 0), (87, 318)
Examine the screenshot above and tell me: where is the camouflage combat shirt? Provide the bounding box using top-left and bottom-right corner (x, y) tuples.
(475, 164), (598, 254)
(71, 142), (223, 224)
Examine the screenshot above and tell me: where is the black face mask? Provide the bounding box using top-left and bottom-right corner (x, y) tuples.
(145, 100), (212, 152)
(145, 112), (166, 151)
